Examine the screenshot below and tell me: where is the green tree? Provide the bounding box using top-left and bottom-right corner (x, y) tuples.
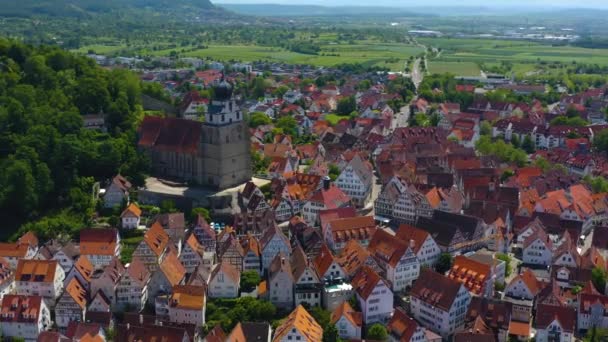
(480, 121), (492, 136)
(191, 207), (211, 222)
(248, 112), (272, 128)
(240, 271), (261, 292)
(328, 164), (341, 181)
(160, 200), (177, 213)
(521, 135), (535, 154)
(367, 324), (388, 341)
(593, 129), (608, 155)
(323, 324), (341, 342)
(276, 116), (298, 137)
(496, 253), (512, 277)
(592, 267), (607, 293)
(435, 253), (453, 274)
(337, 96), (357, 115)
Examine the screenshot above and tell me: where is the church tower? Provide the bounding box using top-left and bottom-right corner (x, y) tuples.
(199, 79), (252, 189)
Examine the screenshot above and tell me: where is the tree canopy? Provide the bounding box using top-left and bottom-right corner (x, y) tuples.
(0, 38), (148, 240)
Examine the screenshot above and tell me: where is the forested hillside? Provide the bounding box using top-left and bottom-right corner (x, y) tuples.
(0, 38), (149, 240)
(0, 0), (215, 18)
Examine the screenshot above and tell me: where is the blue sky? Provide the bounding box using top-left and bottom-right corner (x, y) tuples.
(214, 0), (608, 8)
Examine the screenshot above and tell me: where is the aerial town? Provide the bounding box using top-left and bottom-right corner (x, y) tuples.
(1, 49), (608, 342)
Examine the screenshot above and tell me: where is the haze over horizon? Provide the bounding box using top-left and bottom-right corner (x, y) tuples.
(214, 0), (608, 9)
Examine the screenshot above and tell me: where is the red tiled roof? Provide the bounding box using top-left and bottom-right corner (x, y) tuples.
(351, 266), (387, 300)
(0, 295), (43, 323)
(138, 116), (201, 154)
(448, 256), (491, 296)
(411, 269), (463, 311)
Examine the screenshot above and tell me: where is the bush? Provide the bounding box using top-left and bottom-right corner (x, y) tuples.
(240, 271), (261, 292)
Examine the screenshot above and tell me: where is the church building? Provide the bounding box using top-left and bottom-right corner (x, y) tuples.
(138, 80), (252, 190)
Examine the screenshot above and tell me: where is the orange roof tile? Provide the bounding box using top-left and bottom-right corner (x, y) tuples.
(448, 256), (491, 295)
(368, 229), (409, 268)
(80, 229), (118, 256)
(511, 269), (545, 296)
(0, 243), (29, 258)
(313, 244), (338, 277)
(331, 301), (362, 328)
(336, 240), (372, 276)
(159, 251), (185, 287)
(395, 224), (430, 254)
(144, 222), (170, 257)
(18, 232), (39, 248)
(73, 256), (94, 283)
(272, 305), (323, 342)
(170, 285), (205, 310)
(15, 259), (57, 283)
(351, 266), (386, 300)
(209, 262), (240, 285)
(121, 203), (142, 218)
(64, 278), (87, 310)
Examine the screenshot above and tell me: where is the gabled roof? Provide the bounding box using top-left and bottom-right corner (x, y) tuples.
(73, 256), (94, 283)
(308, 184), (351, 209)
(121, 203), (142, 218)
(448, 255), (492, 296)
(169, 285), (205, 310)
(368, 229), (409, 268)
(66, 322), (103, 340)
(126, 257), (150, 284)
(143, 222), (169, 257)
(336, 240), (374, 277)
(351, 265), (388, 300)
(15, 259), (57, 283)
(290, 244), (317, 283)
(0, 242), (30, 258)
(466, 297), (512, 332)
(269, 252), (293, 282)
(272, 305), (323, 342)
(387, 308), (420, 342)
(327, 216), (377, 244)
(534, 304), (576, 333)
(313, 244), (339, 278)
(229, 322), (272, 342)
(183, 234), (205, 257)
(138, 116), (201, 154)
(0, 295), (43, 323)
(411, 269), (463, 311)
(80, 228), (118, 256)
(396, 224), (431, 254)
(203, 325), (227, 342)
(508, 269), (545, 297)
(331, 301), (362, 328)
(18, 232), (39, 248)
(158, 251), (186, 287)
(63, 278), (87, 310)
(209, 262), (240, 285)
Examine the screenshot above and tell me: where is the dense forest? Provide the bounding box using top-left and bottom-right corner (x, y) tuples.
(0, 0), (215, 18)
(0, 38), (149, 240)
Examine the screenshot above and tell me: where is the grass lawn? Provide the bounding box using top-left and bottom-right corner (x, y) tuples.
(324, 113), (350, 125)
(428, 61), (481, 76)
(120, 232), (144, 264)
(76, 40), (424, 71)
(421, 37), (608, 66)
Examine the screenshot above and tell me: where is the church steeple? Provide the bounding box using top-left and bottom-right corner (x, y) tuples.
(205, 77), (242, 126)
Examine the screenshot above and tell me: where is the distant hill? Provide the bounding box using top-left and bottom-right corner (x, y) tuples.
(0, 0), (216, 18)
(218, 3), (433, 17)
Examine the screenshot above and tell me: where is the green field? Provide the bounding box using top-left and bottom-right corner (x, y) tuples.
(76, 41), (424, 71)
(428, 61), (481, 76)
(420, 37), (608, 66)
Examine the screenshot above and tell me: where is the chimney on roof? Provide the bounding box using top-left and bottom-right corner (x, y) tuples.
(410, 239), (415, 250)
(488, 181), (495, 192)
(323, 176), (331, 191)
